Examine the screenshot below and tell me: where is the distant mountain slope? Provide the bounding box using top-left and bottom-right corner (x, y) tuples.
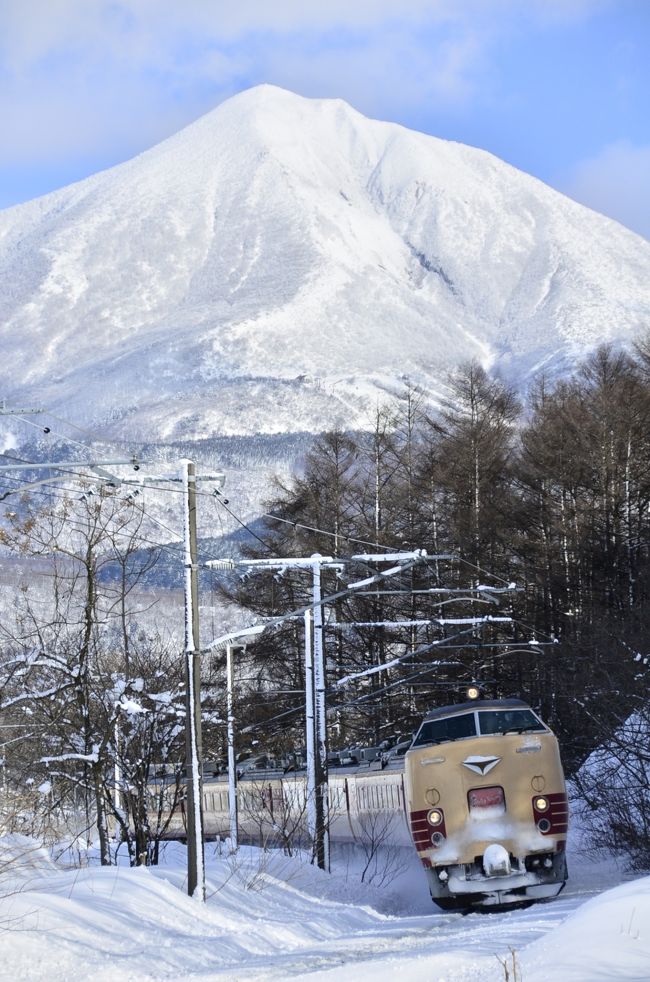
(1, 84), (649, 440)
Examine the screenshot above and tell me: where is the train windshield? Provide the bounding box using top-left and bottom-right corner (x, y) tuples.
(478, 709), (546, 735)
(411, 706), (547, 747)
(412, 712), (477, 746)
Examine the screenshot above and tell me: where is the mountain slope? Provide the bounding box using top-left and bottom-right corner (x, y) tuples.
(1, 84), (649, 439)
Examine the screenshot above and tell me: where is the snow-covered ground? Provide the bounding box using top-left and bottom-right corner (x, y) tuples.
(1, 832), (647, 981)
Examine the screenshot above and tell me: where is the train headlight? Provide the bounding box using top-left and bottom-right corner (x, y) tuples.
(431, 831), (445, 847)
(466, 685), (481, 700)
(427, 808), (444, 826)
(534, 796), (549, 812)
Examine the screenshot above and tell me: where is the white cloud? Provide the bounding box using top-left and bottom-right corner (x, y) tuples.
(0, 1), (493, 169)
(0, 2), (453, 65)
(0, 0), (616, 186)
(523, 0), (611, 25)
(561, 141), (650, 240)
(0, 0), (607, 64)
(253, 28), (484, 120)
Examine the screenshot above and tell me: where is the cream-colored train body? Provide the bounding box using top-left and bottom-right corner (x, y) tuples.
(162, 765), (413, 848)
(404, 698), (568, 909)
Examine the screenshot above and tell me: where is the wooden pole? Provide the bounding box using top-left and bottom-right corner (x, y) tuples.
(183, 460), (205, 900)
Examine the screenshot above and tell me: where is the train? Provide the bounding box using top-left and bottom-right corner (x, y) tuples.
(405, 696), (568, 909)
(158, 695), (568, 910)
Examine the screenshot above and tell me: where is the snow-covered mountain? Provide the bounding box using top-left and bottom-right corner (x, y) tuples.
(1, 84), (649, 442)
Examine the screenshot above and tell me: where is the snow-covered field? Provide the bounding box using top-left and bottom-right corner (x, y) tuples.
(1, 833), (647, 981)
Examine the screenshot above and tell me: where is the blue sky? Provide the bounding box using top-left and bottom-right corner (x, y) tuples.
(0, 0), (648, 238)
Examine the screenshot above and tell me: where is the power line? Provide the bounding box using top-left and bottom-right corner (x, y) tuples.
(43, 410), (140, 453)
(0, 471), (210, 569)
(210, 490), (273, 550)
(234, 623), (546, 737)
(254, 510), (398, 552)
(446, 555), (514, 589)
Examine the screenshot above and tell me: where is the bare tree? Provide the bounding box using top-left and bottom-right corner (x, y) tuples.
(0, 487), (184, 865)
(353, 808), (406, 886)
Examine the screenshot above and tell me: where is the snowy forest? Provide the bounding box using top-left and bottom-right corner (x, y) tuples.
(1, 341), (649, 871)
(230, 340), (650, 870)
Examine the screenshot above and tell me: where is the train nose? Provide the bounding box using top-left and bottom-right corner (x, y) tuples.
(483, 843), (511, 877)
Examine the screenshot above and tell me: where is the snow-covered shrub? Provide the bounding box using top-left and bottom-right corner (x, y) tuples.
(574, 709), (650, 871)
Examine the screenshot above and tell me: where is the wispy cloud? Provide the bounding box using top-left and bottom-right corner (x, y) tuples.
(0, 0), (607, 167)
(561, 140), (650, 240)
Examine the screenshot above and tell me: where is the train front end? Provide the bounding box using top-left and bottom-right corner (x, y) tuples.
(404, 698), (568, 909)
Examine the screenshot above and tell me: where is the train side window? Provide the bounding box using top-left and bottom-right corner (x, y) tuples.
(329, 786), (343, 810)
(412, 712), (477, 747)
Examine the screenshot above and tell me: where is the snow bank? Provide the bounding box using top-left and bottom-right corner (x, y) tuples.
(0, 836), (647, 981)
(0, 833), (58, 879)
(521, 876), (650, 982)
(0, 844), (401, 981)
(572, 712), (650, 871)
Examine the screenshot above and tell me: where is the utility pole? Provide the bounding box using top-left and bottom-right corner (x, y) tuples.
(121, 461), (225, 899)
(182, 460), (205, 901)
(0, 429), (222, 899)
(226, 643), (240, 850)
(311, 559), (329, 871)
(207, 555), (343, 868)
(304, 609), (316, 841)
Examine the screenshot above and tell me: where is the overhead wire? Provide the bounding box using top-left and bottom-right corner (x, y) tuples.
(447, 554), (515, 589)
(0, 481), (190, 576)
(14, 414), (96, 459)
(3, 405), (530, 590)
(0, 450), (122, 500)
(0, 445), (555, 762)
(235, 623), (547, 737)
(0, 430), (537, 661)
(252, 510), (398, 552)
(205, 485), (532, 625)
(208, 490), (273, 550)
(42, 410), (140, 452)
(205, 490), (453, 592)
(0, 458), (194, 560)
(0, 465), (98, 502)
(9, 408), (388, 558)
(0, 454), (533, 649)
